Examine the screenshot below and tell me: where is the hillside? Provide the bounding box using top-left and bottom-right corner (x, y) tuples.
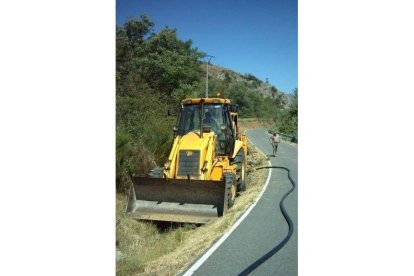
(203, 63), (292, 106)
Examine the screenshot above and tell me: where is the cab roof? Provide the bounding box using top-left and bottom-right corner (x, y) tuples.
(181, 98), (231, 105)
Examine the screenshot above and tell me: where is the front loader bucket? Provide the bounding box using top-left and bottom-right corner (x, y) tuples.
(126, 177), (228, 224)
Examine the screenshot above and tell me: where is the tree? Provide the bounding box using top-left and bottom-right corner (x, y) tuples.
(124, 14), (154, 43)
(271, 86), (278, 98)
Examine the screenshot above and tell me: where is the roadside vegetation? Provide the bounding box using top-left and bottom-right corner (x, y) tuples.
(116, 14), (297, 275)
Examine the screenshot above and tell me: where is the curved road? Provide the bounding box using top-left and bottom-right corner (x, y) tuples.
(185, 128), (298, 275)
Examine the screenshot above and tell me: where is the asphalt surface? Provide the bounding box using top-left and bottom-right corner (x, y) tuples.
(188, 128), (298, 275)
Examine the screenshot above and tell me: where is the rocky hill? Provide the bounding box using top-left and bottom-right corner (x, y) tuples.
(201, 63), (293, 108)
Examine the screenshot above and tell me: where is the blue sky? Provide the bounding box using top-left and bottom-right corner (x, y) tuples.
(116, 0), (297, 93)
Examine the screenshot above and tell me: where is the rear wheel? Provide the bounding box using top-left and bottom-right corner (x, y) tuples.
(233, 150), (246, 192)
(224, 172), (237, 208)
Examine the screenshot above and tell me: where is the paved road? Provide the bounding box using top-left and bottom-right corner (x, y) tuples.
(187, 128), (298, 275)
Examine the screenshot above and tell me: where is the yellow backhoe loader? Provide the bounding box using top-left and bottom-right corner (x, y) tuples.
(126, 97), (248, 224)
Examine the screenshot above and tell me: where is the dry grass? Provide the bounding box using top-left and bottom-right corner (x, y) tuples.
(116, 121), (270, 276)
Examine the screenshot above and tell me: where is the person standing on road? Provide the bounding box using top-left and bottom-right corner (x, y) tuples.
(270, 131), (281, 157)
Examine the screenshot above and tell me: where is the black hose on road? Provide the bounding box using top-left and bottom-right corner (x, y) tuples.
(238, 166), (296, 276)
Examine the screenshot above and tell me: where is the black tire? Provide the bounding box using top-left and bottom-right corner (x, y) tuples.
(148, 167), (164, 178)
(233, 150), (247, 192)
(224, 172), (237, 208)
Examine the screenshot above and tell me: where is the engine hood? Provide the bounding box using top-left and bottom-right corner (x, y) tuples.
(173, 131), (215, 179)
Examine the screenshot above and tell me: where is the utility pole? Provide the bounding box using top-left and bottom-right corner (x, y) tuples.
(205, 55), (214, 98)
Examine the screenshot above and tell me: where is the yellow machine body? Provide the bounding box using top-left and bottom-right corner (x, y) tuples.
(127, 97), (248, 224)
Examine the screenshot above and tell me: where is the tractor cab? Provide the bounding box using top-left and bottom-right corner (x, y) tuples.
(176, 98), (236, 156)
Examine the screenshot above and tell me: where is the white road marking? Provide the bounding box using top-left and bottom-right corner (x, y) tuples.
(183, 133), (272, 275)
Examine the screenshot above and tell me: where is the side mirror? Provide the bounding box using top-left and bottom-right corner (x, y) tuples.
(173, 126), (178, 132)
